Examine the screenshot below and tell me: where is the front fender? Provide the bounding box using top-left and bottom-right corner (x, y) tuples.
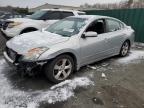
(39, 48), (81, 69)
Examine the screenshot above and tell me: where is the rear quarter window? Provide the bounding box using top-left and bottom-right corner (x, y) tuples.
(47, 11), (61, 20)
(61, 12), (74, 19)
(106, 19), (122, 32)
(78, 13), (86, 15)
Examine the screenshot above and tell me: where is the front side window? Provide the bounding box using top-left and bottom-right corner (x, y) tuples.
(29, 11), (61, 20)
(46, 17), (87, 37)
(86, 19), (106, 34)
(28, 10), (48, 20)
(106, 19), (121, 32)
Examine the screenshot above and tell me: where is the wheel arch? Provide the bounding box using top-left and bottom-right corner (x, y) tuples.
(20, 27), (38, 34)
(124, 39), (131, 47)
(55, 52), (78, 71)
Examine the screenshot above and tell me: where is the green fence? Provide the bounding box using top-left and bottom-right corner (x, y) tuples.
(85, 8), (144, 43)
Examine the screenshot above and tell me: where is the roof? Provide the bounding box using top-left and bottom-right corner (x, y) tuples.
(40, 8), (85, 13)
(29, 3), (81, 12)
(69, 15), (124, 24)
(69, 15), (111, 19)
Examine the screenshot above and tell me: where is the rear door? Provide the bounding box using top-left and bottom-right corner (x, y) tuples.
(105, 19), (126, 55)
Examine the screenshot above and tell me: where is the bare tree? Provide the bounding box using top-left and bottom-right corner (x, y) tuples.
(80, 0), (144, 10)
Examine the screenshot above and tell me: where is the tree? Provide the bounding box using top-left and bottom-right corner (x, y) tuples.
(128, 0), (134, 7)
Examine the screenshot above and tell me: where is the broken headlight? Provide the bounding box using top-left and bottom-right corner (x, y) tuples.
(22, 47), (49, 61)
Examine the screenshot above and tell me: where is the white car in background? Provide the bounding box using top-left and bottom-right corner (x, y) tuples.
(0, 9), (85, 39)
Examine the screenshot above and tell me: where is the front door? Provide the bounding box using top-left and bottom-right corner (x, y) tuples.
(80, 19), (110, 65)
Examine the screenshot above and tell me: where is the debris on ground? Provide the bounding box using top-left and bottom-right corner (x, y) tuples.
(101, 73), (107, 80)
(87, 65), (97, 70)
(92, 97), (104, 105)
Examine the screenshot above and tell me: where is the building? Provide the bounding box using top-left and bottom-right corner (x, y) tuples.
(29, 3), (80, 12)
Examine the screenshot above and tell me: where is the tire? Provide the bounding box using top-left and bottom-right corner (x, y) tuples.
(119, 41), (130, 57)
(44, 55), (74, 83)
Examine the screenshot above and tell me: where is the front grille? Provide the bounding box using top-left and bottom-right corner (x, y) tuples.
(6, 47), (19, 62)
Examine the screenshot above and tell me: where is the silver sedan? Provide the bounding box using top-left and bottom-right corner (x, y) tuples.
(4, 15), (135, 83)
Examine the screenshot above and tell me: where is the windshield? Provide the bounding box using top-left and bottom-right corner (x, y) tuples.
(46, 17), (87, 37)
(28, 10), (47, 20)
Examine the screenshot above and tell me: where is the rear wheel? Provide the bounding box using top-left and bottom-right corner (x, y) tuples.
(120, 41), (130, 57)
(44, 55), (74, 83)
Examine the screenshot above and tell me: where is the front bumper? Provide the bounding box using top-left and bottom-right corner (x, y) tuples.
(3, 51), (15, 65)
(0, 20), (21, 39)
(0, 29), (11, 40)
(3, 51), (48, 74)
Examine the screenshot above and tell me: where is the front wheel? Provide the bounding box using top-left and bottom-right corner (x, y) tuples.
(44, 55), (74, 83)
(119, 41), (130, 57)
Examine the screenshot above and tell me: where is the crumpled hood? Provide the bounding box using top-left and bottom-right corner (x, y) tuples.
(6, 31), (69, 54)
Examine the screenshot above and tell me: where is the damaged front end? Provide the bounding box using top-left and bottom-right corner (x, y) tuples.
(17, 61), (47, 76)
(3, 47), (48, 76)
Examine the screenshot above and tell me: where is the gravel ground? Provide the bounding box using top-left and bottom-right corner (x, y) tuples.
(0, 33), (144, 108)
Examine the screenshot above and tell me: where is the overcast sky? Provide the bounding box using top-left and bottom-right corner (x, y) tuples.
(0, 0), (124, 8)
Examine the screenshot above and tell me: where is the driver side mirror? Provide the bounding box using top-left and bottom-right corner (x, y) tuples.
(82, 31), (98, 38)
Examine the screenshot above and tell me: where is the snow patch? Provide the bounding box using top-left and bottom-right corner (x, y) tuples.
(0, 60), (94, 108)
(117, 50), (144, 64)
(34, 77), (94, 105)
(0, 59), (6, 65)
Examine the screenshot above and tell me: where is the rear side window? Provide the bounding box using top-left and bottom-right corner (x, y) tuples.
(61, 12), (74, 18)
(41, 11), (61, 20)
(47, 11), (61, 20)
(106, 19), (121, 32)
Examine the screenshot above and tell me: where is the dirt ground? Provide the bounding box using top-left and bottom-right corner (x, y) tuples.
(0, 33), (144, 108)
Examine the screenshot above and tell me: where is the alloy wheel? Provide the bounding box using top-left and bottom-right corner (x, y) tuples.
(121, 41), (129, 56)
(53, 58), (72, 80)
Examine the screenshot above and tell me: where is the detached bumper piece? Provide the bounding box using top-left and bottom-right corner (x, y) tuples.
(3, 47), (19, 66)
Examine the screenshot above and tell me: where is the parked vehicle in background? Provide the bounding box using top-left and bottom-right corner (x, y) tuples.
(0, 9), (85, 39)
(3, 15), (135, 83)
(0, 12), (25, 31)
(0, 13), (25, 20)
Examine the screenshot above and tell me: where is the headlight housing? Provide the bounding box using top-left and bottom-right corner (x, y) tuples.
(22, 47), (49, 61)
(8, 22), (22, 28)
